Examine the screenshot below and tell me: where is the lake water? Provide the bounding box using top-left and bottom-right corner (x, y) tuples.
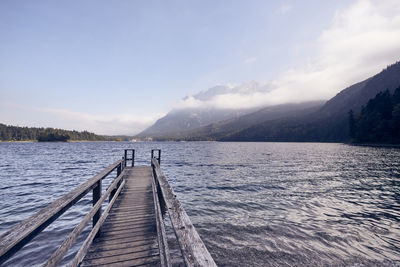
(0, 142), (399, 266)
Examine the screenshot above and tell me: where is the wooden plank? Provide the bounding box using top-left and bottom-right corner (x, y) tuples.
(98, 228), (156, 240)
(81, 249), (160, 266)
(0, 159), (123, 265)
(101, 221), (154, 231)
(88, 240), (156, 253)
(101, 217), (155, 226)
(152, 158), (217, 267)
(80, 254), (161, 267)
(91, 235), (155, 246)
(99, 224), (155, 234)
(84, 244), (158, 260)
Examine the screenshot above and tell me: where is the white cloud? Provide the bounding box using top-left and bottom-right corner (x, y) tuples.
(272, 0), (400, 103)
(278, 4), (292, 14)
(0, 102), (162, 135)
(244, 57), (257, 64)
(175, 82), (277, 110)
(177, 0), (400, 110)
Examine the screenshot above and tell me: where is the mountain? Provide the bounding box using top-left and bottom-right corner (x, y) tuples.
(136, 82), (272, 138)
(222, 61), (400, 142)
(320, 61), (400, 117)
(172, 101), (325, 140)
(136, 107), (256, 138)
(138, 61), (400, 142)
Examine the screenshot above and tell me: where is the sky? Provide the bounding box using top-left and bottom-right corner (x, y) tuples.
(1, 0), (400, 135)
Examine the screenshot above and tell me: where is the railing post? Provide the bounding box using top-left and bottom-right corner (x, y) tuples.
(151, 149), (161, 165)
(92, 180), (102, 230)
(117, 162), (121, 176)
(124, 149), (135, 167)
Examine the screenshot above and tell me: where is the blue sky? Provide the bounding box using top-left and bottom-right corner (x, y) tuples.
(1, 0), (400, 134)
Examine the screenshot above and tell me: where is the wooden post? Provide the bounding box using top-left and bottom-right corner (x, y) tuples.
(117, 163), (121, 176)
(92, 180), (102, 230)
(151, 149), (161, 165)
(132, 150), (135, 167)
(124, 150), (128, 167)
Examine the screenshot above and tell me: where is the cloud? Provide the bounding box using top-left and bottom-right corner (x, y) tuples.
(177, 0), (400, 110)
(273, 0), (400, 102)
(278, 4), (292, 14)
(244, 57), (257, 64)
(175, 82), (277, 110)
(0, 102), (161, 135)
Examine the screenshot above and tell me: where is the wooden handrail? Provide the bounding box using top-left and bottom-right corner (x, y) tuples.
(70, 178), (126, 267)
(44, 168), (127, 267)
(0, 159), (123, 265)
(151, 158), (216, 267)
(151, 163), (171, 267)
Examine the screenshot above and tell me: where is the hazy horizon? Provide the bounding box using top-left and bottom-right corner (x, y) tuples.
(1, 0), (400, 135)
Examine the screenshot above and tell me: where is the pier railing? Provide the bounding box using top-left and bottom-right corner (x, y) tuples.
(0, 157), (127, 266)
(0, 150), (216, 267)
(151, 157), (217, 267)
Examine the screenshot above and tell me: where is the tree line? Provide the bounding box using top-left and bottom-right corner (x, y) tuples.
(349, 86), (400, 143)
(0, 124), (118, 142)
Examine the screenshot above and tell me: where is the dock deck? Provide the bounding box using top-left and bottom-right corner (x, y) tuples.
(0, 150), (216, 267)
(81, 166), (160, 266)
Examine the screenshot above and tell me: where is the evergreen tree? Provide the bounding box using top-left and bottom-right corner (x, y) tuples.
(350, 87), (400, 143)
(348, 110), (356, 139)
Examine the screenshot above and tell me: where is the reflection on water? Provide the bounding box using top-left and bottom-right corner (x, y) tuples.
(0, 142), (399, 266)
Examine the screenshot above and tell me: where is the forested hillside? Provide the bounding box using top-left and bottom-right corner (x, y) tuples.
(221, 62), (400, 142)
(350, 86), (400, 143)
(0, 124), (117, 141)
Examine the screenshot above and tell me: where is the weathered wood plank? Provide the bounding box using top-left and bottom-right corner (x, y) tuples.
(91, 235), (155, 246)
(152, 158), (217, 267)
(101, 217), (155, 226)
(84, 243), (158, 260)
(97, 228), (156, 240)
(81, 254), (161, 267)
(81, 249), (160, 266)
(100, 221), (154, 231)
(88, 240), (156, 253)
(99, 224), (155, 234)
(0, 160), (123, 265)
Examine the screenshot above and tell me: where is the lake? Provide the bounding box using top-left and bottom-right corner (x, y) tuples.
(0, 142), (399, 266)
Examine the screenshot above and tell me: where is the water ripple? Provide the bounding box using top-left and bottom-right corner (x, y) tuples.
(1, 142), (400, 266)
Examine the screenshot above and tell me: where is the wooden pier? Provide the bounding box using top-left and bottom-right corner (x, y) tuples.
(0, 150), (216, 267)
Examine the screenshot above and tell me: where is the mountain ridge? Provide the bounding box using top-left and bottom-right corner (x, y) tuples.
(223, 61), (400, 142)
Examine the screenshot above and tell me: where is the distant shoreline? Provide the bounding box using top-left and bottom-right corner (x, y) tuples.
(349, 143), (400, 148)
(1, 140), (399, 147)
